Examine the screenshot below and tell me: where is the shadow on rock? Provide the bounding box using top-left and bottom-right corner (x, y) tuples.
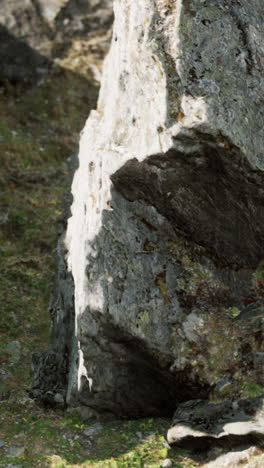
(0, 24), (51, 87)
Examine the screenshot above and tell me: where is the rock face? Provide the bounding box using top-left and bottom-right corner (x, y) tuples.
(167, 396), (264, 450)
(35, 0), (264, 419)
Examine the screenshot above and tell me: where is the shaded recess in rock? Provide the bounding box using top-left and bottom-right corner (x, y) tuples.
(111, 144), (264, 269)
(0, 25), (51, 86)
(76, 318), (210, 418)
(30, 157), (77, 406)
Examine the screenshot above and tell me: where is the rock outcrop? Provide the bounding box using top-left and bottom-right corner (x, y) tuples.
(34, 0), (264, 426)
(167, 395), (264, 451)
(0, 0), (113, 85)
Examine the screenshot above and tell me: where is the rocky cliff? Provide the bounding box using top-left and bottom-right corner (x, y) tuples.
(33, 0), (264, 431)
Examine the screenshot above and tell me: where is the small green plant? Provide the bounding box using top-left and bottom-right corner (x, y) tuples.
(229, 306), (240, 318)
(242, 382), (264, 397)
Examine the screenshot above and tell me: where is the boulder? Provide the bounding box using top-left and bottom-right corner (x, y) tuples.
(167, 395), (264, 450)
(34, 0), (264, 422)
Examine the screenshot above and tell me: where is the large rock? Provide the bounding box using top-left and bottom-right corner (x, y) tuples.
(167, 396), (264, 450)
(35, 0), (264, 419)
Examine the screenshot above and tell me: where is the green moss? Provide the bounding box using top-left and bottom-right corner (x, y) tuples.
(242, 382), (264, 398)
(255, 262), (264, 280)
(135, 309), (151, 334)
(228, 307), (240, 318)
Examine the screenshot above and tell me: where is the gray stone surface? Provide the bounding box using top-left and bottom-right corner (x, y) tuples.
(162, 459), (173, 468)
(83, 422), (103, 439)
(34, 0), (264, 432)
(3, 465), (20, 468)
(6, 445), (25, 458)
(0, 369), (10, 381)
(205, 447), (264, 468)
(167, 396), (264, 451)
(6, 341), (21, 365)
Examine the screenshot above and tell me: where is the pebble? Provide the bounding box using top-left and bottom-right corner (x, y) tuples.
(83, 422), (102, 438)
(162, 459), (173, 468)
(0, 211), (9, 225)
(6, 445), (25, 457)
(80, 448), (91, 457)
(54, 393), (64, 404)
(6, 341), (21, 364)
(145, 432), (155, 440)
(0, 369), (10, 380)
(162, 440), (171, 449)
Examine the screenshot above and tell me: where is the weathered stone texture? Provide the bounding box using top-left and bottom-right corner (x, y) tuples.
(36, 0), (264, 424)
(168, 396), (264, 449)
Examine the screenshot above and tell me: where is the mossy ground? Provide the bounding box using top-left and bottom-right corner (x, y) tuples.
(0, 67), (201, 467)
(0, 403), (200, 467)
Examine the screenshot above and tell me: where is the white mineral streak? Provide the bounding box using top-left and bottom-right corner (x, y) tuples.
(65, 0), (209, 399)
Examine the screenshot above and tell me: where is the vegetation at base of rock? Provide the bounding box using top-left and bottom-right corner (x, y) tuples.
(1, 1), (264, 466)
(1, 70), (262, 464)
(0, 401), (199, 467)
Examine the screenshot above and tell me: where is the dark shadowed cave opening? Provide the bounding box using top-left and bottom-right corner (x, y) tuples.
(77, 318), (210, 419)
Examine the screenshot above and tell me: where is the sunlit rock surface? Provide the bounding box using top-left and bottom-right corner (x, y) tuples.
(34, 0), (264, 419)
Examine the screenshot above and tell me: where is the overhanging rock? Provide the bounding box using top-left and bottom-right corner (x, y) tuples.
(33, 0), (264, 418)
